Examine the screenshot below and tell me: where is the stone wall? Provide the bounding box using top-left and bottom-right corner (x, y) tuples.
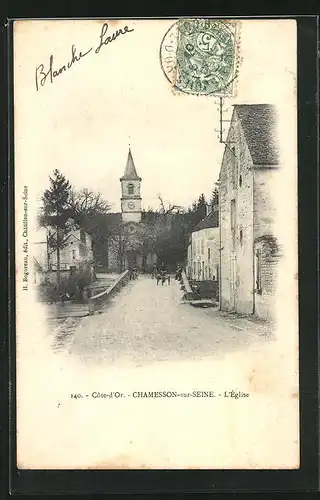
(219, 109), (281, 319)
(254, 237), (282, 320)
(219, 110), (255, 314)
(253, 167), (279, 239)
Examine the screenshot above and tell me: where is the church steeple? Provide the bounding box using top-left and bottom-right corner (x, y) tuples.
(120, 147), (142, 223)
(120, 147), (142, 182)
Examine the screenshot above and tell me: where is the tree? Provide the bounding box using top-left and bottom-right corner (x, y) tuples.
(41, 169), (73, 284)
(69, 188), (111, 220)
(157, 194), (184, 214)
(139, 222), (157, 272)
(210, 187), (219, 210)
(187, 193), (208, 228)
(155, 213), (190, 268)
(66, 187), (112, 268)
(110, 222), (145, 272)
(68, 187), (112, 244)
(196, 193), (207, 219)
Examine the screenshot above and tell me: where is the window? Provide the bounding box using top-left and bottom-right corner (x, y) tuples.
(240, 229), (243, 244)
(128, 183), (134, 195)
(201, 239), (204, 255)
(255, 249), (262, 294)
(239, 174), (242, 187)
(72, 249), (76, 260)
(231, 147), (237, 188)
(208, 247), (211, 261)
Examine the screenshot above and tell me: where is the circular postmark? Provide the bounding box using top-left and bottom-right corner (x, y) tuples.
(160, 19), (238, 96)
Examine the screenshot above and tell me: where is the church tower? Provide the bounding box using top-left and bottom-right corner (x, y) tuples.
(120, 147), (142, 223)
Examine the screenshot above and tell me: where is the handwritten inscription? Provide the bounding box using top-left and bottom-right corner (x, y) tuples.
(35, 23), (134, 91)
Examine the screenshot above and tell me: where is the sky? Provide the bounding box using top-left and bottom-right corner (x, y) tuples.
(14, 19), (296, 213)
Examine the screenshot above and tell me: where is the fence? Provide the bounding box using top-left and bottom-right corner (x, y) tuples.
(88, 269), (130, 315)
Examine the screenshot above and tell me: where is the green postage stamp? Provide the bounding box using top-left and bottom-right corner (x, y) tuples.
(160, 18), (239, 96)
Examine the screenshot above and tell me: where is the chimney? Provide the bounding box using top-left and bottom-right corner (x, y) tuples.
(205, 203), (211, 216)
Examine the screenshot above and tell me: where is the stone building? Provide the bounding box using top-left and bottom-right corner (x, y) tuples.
(187, 208), (219, 282)
(120, 147), (142, 223)
(218, 104), (282, 320)
(32, 225), (94, 284)
(106, 148), (157, 272)
(48, 228), (94, 272)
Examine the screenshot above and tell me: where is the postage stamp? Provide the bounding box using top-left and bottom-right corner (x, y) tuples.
(160, 19), (239, 96)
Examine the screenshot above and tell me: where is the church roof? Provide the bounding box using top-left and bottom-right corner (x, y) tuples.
(120, 148), (142, 181)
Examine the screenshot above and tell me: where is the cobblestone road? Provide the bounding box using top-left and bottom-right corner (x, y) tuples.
(61, 276), (274, 365)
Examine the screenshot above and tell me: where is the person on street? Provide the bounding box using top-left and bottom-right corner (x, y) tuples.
(161, 271), (166, 285)
(161, 270), (171, 285)
(156, 271), (162, 285)
(151, 263), (157, 279)
(160, 262), (167, 272)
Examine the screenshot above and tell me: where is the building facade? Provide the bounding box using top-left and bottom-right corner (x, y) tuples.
(47, 229), (94, 271)
(32, 225), (94, 284)
(219, 104), (282, 320)
(187, 209), (219, 282)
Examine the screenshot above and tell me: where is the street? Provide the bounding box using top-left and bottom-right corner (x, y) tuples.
(53, 275), (274, 364)
(18, 274), (298, 470)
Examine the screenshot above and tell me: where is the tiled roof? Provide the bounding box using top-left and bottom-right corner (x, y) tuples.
(192, 210), (219, 232)
(120, 148), (142, 181)
(234, 104), (280, 165)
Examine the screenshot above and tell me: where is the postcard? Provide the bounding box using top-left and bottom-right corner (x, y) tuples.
(14, 18), (298, 469)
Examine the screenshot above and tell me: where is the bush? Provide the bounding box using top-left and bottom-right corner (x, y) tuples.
(37, 265), (94, 303)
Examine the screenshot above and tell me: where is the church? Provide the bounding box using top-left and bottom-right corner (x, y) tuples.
(105, 147), (157, 273)
(120, 147), (143, 224)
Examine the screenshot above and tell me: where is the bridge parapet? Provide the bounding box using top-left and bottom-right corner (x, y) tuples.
(180, 270), (194, 300)
(88, 270), (130, 314)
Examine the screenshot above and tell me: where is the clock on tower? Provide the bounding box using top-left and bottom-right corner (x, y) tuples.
(120, 147), (142, 223)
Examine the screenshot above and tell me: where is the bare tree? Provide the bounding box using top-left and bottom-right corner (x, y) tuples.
(69, 188), (111, 217)
(157, 193), (166, 214)
(157, 193), (183, 214)
(109, 223), (145, 272)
